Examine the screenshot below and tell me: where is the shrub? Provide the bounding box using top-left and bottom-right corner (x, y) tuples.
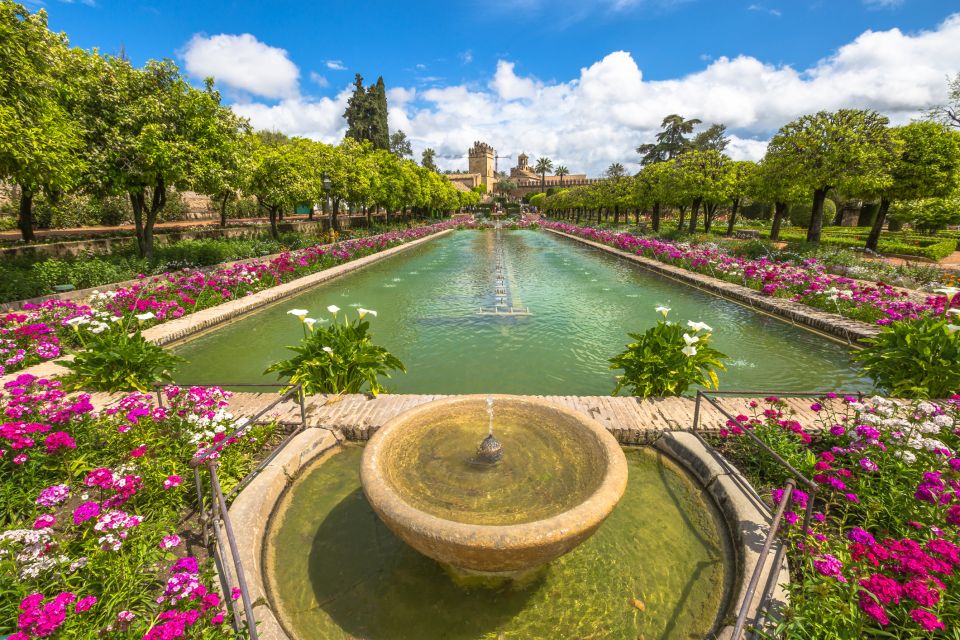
(57, 314), (184, 392)
(789, 198), (837, 228)
(609, 308), (727, 398)
(854, 311), (960, 399)
(265, 306), (405, 396)
(890, 195), (960, 234)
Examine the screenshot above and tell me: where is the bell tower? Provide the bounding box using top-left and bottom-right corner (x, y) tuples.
(468, 141), (496, 190)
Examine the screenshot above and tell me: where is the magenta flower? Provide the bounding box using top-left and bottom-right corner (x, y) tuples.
(72, 501), (100, 525)
(910, 609), (945, 632)
(163, 474), (183, 490)
(813, 554), (846, 582)
(159, 534), (182, 550)
(33, 514), (55, 529)
(36, 484), (70, 507)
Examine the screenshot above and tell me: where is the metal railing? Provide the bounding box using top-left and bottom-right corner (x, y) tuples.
(155, 383), (308, 639)
(691, 390), (861, 639)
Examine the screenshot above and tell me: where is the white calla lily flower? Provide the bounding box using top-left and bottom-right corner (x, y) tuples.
(322, 346), (334, 354)
(934, 287), (960, 297)
(327, 305), (341, 315)
(655, 305), (671, 317)
(357, 308), (378, 318)
(947, 308), (959, 316)
(947, 324), (960, 335)
(303, 318), (317, 330)
(687, 321), (713, 333)
(287, 309), (309, 319)
(66, 316), (89, 328)
(134, 312), (155, 322)
(682, 333), (699, 346)
(682, 345), (698, 357)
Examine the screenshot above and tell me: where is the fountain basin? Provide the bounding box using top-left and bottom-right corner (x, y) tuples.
(360, 395), (628, 576)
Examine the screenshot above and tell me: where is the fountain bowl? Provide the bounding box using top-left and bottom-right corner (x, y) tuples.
(360, 395), (628, 577)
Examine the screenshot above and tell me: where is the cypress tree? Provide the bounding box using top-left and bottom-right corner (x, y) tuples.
(344, 73), (368, 143)
(369, 76), (389, 150)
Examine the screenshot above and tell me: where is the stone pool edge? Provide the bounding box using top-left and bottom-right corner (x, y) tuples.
(231, 423), (784, 640)
(655, 431), (790, 639)
(0, 229), (453, 385)
(546, 228), (879, 346)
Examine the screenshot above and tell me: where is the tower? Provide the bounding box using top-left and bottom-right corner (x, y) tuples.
(468, 141), (496, 190)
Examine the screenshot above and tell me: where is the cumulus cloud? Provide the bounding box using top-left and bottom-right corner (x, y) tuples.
(182, 34), (299, 100)
(220, 14), (960, 175)
(325, 60), (347, 71)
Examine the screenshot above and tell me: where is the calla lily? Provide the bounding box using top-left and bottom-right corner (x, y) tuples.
(947, 324), (960, 335)
(682, 333), (699, 346)
(134, 312), (156, 322)
(947, 308), (960, 316)
(287, 309), (309, 319)
(935, 287), (960, 297)
(655, 306), (671, 317)
(687, 321), (712, 332)
(357, 308), (378, 318)
(66, 317), (88, 328)
(322, 346), (334, 354)
(327, 305), (340, 315)
(303, 318), (317, 330)
(682, 345), (698, 357)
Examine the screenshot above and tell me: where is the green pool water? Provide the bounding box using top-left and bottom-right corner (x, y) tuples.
(266, 446), (733, 640)
(173, 230), (868, 393)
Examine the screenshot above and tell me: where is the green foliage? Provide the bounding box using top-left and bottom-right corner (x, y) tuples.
(854, 314), (960, 398)
(889, 194), (960, 234)
(788, 198), (836, 227)
(57, 317), (184, 392)
(265, 307), (405, 396)
(343, 74), (389, 151)
(610, 310), (727, 398)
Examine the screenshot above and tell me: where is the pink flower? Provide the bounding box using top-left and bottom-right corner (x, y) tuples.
(33, 514), (55, 529)
(231, 587), (242, 601)
(72, 501), (100, 525)
(163, 474), (183, 490)
(159, 534), (182, 550)
(36, 484), (70, 507)
(813, 554), (846, 582)
(910, 609), (945, 632)
(117, 610), (135, 622)
(74, 596), (97, 613)
(43, 431), (75, 454)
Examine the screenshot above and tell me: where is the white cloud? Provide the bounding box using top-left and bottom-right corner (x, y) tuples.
(748, 4), (781, 17)
(863, 0), (904, 8)
(221, 14), (960, 176)
(183, 33), (299, 99)
(309, 71), (329, 88)
(325, 60), (347, 71)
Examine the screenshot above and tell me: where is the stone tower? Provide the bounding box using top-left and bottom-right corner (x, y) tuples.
(468, 141), (496, 190)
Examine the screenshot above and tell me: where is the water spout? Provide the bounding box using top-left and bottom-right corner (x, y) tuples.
(475, 397), (503, 464)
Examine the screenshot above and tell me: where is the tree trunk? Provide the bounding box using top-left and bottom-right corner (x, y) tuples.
(771, 202), (787, 242)
(576, 208), (581, 224)
(17, 188), (35, 243)
(331, 198), (341, 232)
(688, 198), (701, 234)
(652, 202), (661, 233)
(677, 206), (686, 231)
(831, 203), (844, 227)
(703, 203), (717, 233)
(634, 209), (640, 225)
(726, 198), (741, 236)
(865, 197), (891, 252)
(367, 206), (372, 228)
(614, 206), (620, 225)
(806, 187), (830, 243)
(219, 193), (230, 228)
(268, 205), (279, 240)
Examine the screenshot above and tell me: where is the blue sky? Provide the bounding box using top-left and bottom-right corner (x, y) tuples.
(34, 0), (960, 174)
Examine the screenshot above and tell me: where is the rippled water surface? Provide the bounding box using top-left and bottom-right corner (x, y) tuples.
(174, 230), (868, 393)
(267, 446), (733, 640)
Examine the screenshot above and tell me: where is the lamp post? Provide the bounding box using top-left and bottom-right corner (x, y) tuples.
(322, 172), (339, 233)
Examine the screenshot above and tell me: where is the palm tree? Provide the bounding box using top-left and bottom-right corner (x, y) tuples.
(534, 157), (554, 193)
(606, 162), (626, 179)
(555, 165), (569, 187)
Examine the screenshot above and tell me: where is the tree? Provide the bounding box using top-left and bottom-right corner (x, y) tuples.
(343, 74), (389, 150)
(0, 2), (84, 242)
(555, 165), (569, 187)
(765, 109), (897, 243)
(606, 162), (626, 179)
(634, 162), (672, 232)
(671, 150), (732, 233)
(389, 130), (412, 158)
(192, 93), (251, 227)
(421, 147), (438, 172)
(534, 157), (553, 193)
(746, 154), (806, 241)
(636, 114), (701, 165)
(928, 72), (960, 129)
(692, 123), (730, 154)
(725, 160), (758, 236)
(866, 122), (960, 250)
(244, 132), (308, 240)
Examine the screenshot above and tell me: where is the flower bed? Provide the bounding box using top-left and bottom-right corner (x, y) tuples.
(714, 394), (960, 637)
(0, 375), (277, 638)
(0, 223), (455, 378)
(543, 222), (955, 326)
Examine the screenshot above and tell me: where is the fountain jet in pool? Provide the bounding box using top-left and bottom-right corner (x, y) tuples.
(359, 395), (628, 582)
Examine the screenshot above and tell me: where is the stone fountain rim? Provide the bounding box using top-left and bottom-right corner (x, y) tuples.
(360, 394), (629, 547)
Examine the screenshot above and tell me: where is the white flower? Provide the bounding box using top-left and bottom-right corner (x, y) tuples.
(687, 321), (713, 333)
(682, 345), (698, 357)
(134, 312), (155, 322)
(327, 305), (340, 315)
(947, 324), (959, 335)
(682, 333), (699, 346)
(357, 308), (378, 318)
(947, 308), (960, 317)
(287, 309), (309, 319)
(89, 322), (108, 335)
(934, 286), (960, 297)
(66, 316), (89, 329)
(895, 449), (917, 464)
(655, 306), (671, 317)
(322, 346), (334, 354)
(303, 318), (317, 330)
(112, 315), (123, 323)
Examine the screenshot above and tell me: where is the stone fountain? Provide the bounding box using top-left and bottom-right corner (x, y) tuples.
(360, 395), (628, 582)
